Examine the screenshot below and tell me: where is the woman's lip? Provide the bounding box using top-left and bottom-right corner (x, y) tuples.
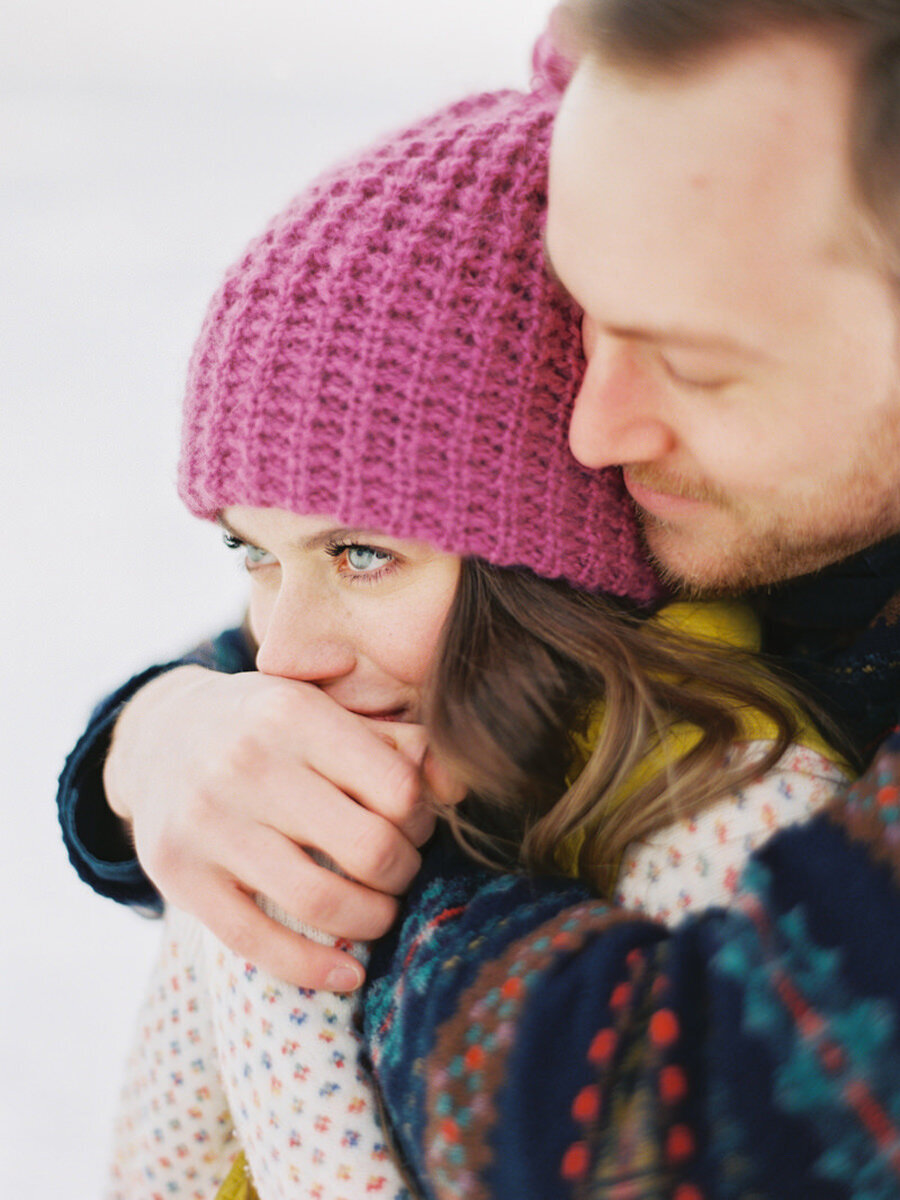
(623, 471), (708, 520)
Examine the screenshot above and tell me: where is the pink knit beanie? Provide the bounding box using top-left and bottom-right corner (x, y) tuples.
(178, 74), (661, 604)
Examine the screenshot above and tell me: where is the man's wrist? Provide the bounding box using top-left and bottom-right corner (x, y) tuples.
(103, 664), (211, 824)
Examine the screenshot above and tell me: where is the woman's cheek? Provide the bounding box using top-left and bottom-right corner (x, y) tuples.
(377, 595), (452, 687)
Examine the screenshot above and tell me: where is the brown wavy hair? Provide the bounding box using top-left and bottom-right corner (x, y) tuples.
(423, 558), (821, 896)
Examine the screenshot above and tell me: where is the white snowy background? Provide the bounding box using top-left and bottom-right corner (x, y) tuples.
(1, 1), (553, 1192)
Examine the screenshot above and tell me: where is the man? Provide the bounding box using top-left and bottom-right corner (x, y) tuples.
(547, 0), (900, 594)
(59, 2), (900, 1192)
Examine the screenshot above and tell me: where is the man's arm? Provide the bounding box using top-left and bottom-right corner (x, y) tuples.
(364, 730), (900, 1199)
(56, 627), (254, 910)
(57, 625), (441, 991)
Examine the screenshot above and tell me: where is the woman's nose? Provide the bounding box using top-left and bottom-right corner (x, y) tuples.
(253, 582), (356, 683)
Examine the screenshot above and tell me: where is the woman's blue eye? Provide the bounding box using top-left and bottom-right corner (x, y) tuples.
(222, 531), (275, 569)
(245, 543), (274, 565)
(346, 545), (392, 572)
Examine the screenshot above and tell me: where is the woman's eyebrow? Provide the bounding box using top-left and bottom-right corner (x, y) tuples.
(216, 513), (252, 543)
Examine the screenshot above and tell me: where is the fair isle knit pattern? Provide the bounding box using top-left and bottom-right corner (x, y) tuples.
(107, 910), (238, 1199)
(615, 742), (847, 922)
(110, 903), (412, 1200)
(363, 732), (900, 1199)
(201, 904), (411, 1200)
(177, 87), (662, 604)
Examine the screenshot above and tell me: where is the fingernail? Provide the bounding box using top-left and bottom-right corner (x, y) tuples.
(325, 964), (363, 993)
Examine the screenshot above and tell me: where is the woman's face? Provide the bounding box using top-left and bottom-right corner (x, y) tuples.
(221, 506), (461, 722)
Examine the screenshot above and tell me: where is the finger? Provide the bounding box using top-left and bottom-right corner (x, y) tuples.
(298, 699), (423, 826)
(217, 766), (422, 894)
(221, 823), (402, 938)
(357, 719), (438, 844)
(400, 802), (437, 848)
(192, 883), (369, 992)
(422, 746), (467, 807)
(363, 720), (428, 762)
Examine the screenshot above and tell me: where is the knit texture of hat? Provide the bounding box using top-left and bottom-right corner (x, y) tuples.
(179, 82), (662, 604)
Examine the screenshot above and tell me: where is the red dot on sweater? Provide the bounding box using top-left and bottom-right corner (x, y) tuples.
(588, 1028), (617, 1066)
(666, 1124), (696, 1164)
(561, 1141), (591, 1181)
(673, 1185), (704, 1200)
(464, 1045), (486, 1072)
(501, 976), (524, 1001)
(650, 1009), (680, 1047)
(877, 785), (900, 807)
(552, 931), (578, 950)
(439, 1118), (461, 1144)
(659, 1065), (688, 1105)
(821, 1042), (846, 1074)
(572, 1084), (602, 1123)
(610, 982), (632, 1010)
(626, 948), (644, 971)
(798, 1010), (825, 1040)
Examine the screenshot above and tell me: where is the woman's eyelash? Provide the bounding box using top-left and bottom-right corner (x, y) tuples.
(222, 531), (272, 568)
(323, 538), (385, 558)
(324, 538), (397, 580)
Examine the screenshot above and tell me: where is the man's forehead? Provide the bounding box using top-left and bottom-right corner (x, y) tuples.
(547, 32), (862, 340)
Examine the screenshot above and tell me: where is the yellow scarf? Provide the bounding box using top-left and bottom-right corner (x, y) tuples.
(214, 1153), (258, 1200)
(557, 598), (847, 876)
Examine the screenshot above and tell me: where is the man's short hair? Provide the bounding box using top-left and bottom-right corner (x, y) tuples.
(563, 0), (900, 273)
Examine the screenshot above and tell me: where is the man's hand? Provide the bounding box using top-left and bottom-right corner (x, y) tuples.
(104, 666), (449, 991)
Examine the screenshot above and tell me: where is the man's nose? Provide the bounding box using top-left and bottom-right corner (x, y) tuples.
(255, 584), (356, 683)
(569, 331), (676, 470)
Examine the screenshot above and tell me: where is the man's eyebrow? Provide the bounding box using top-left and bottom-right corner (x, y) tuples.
(605, 323), (763, 356)
(540, 232), (763, 357)
(216, 513), (379, 552)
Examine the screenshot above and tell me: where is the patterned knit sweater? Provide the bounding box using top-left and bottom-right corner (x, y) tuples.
(361, 733), (900, 1199)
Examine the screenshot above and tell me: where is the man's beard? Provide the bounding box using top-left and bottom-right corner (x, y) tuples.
(637, 502), (900, 598)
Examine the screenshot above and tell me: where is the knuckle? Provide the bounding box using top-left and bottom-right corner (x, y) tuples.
(142, 830), (186, 884)
(353, 826), (410, 889)
(364, 894), (400, 937)
(381, 755), (421, 816)
(218, 730), (270, 780)
(406, 805), (437, 847)
(299, 884), (342, 932)
(394, 724), (429, 760)
(243, 676), (313, 732)
(219, 910), (260, 961)
(177, 783), (221, 833)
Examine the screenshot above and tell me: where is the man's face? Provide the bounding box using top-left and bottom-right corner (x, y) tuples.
(547, 33), (900, 592)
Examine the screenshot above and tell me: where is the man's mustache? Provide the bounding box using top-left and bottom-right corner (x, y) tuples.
(625, 466), (730, 508)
